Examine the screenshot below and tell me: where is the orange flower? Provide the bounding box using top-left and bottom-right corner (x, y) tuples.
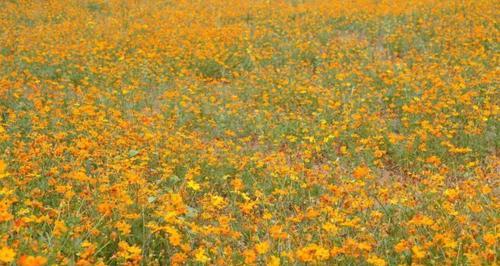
(353, 166), (370, 179)
(18, 255), (48, 266)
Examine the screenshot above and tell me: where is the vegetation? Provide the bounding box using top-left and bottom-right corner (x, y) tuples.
(0, 0), (497, 265)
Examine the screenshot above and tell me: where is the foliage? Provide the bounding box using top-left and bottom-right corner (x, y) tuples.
(0, 0), (498, 265)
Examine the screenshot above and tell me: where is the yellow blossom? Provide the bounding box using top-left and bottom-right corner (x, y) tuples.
(0, 246), (16, 263)
(255, 241), (270, 255)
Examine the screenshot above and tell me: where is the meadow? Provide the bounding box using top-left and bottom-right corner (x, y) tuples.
(0, 0), (498, 265)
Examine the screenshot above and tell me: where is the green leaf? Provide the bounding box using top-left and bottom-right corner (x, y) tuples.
(128, 149), (140, 157)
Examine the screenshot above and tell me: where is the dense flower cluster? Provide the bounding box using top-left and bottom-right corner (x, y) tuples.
(0, 0), (497, 265)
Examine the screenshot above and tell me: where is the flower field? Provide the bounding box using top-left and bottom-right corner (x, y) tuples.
(0, 0), (498, 265)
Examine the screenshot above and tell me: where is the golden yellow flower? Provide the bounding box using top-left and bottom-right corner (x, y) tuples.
(0, 246), (16, 263)
(255, 241), (270, 255)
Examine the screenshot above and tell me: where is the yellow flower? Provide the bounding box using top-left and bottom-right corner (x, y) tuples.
(255, 241), (270, 255)
(53, 220), (68, 237)
(444, 188), (459, 201)
(115, 221), (131, 235)
(322, 222), (338, 234)
(0, 246), (16, 263)
(0, 160), (8, 179)
(296, 244), (329, 262)
(117, 241), (142, 261)
(187, 180), (201, 191)
(367, 255), (386, 266)
(358, 241), (372, 252)
(412, 246), (426, 259)
(483, 233), (496, 246)
(267, 256), (280, 266)
(164, 226), (182, 247)
(194, 248), (210, 263)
